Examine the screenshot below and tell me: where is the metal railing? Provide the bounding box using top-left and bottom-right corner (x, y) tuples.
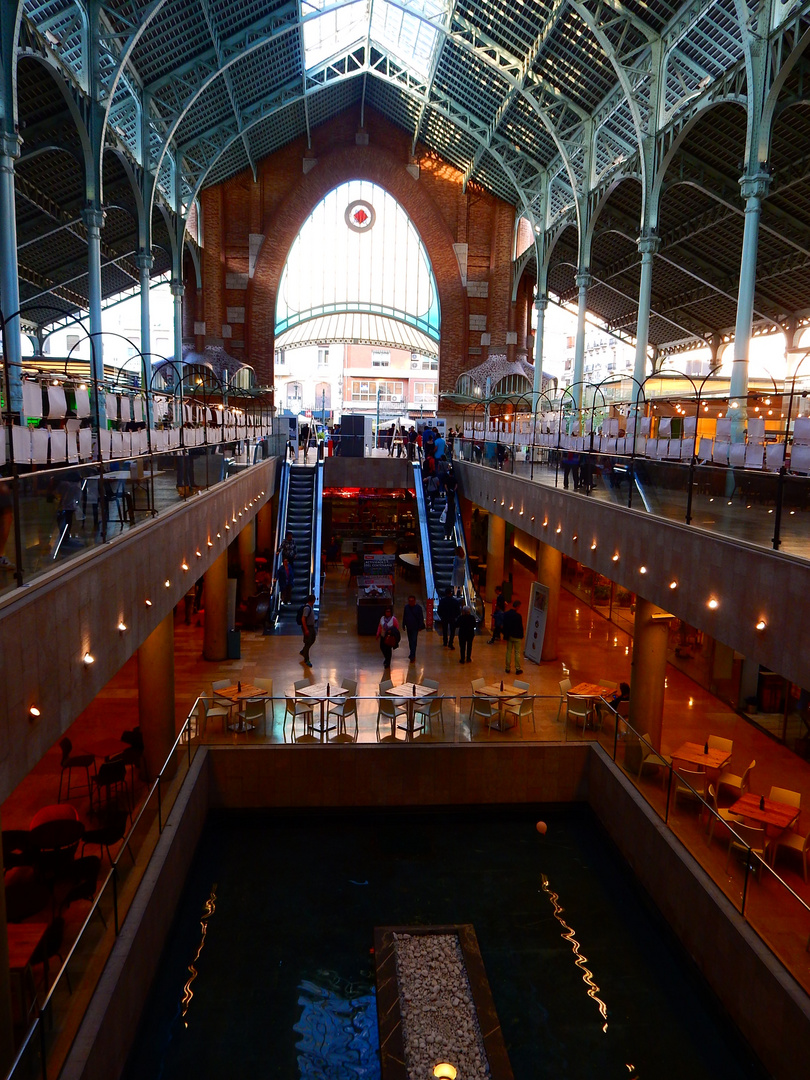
(5, 706), (202, 1080)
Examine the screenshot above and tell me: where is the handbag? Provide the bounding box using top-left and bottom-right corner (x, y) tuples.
(439, 505), (447, 524)
(383, 628), (400, 648)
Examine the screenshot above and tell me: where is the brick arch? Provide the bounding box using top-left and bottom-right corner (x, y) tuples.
(247, 145), (466, 390)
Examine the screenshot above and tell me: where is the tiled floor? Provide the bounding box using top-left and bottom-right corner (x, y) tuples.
(4, 553), (810, 997)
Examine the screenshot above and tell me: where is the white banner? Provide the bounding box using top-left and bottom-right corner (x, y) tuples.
(524, 581), (550, 666)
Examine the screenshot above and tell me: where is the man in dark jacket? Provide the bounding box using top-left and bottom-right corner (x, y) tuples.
(457, 605), (476, 664)
(503, 599), (524, 674)
(402, 594), (425, 662)
(437, 588), (460, 649)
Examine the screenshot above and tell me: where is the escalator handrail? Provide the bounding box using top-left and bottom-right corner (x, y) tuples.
(268, 459), (291, 627)
(311, 459), (324, 617)
(412, 460), (438, 603)
(449, 489), (484, 624)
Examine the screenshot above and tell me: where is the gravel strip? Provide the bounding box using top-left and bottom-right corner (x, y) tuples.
(393, 932), (491, 1080)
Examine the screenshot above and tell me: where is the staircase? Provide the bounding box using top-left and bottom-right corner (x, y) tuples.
(276, 464), (316, 628)
(424, 494), (457, 596)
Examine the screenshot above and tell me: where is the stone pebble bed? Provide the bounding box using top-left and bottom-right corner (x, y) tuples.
(393, 931), (491, 1080)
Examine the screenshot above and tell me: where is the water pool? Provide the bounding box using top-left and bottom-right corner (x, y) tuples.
(124, 807), (766, 1079)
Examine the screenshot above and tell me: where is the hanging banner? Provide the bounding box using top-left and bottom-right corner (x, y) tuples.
(524, 581), (549, 665)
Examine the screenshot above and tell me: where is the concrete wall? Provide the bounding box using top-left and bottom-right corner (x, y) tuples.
(206, 742), (590, 807)
(588, 745), (810, 1079)
(0, 459), (277, 803)
(456, 461), (810, 692)
(60, 748), (210, 1080)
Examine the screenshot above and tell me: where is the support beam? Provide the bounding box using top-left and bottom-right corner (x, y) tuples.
(0, 133), (23, 413)
(137, 611), (176, 781)
(486, 512), (505, 605)
(629, 597), (669, 753)
(572, 270), (592, 409)
(535, 540), (561, 662)
(82, 206), (107, 428)
(203, 549), (229, 661)
(632, 232), (660, 411)
(533, 294), (548, 409)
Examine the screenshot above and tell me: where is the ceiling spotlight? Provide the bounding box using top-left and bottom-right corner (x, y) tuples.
(707, 597), (719, 610)
(612, 553), (620, 562)
(590, 541), (597, 550)
(164, 579), (171, 587)
(669, 580), (678, 589)
(556, 525), (562, 533)
(182, 562), (190, 571)
(195, 550), (202, 558)
(145, 598), (152, 607)
(118, 621), (127, 633)
(216, 532), (221, 538)
(83, 652), (95, 666)
(755, 619), (766, 631)
(207, 540), (213, 547)
(572, 533), (578, 541)
(639, 565), (647, 574)
(225, 523), (230, 530)
(29, 706), (41, 718)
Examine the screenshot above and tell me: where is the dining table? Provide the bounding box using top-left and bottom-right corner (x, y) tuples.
(671, 741), (732, 772)
(216, 683), (272, 732)
(295, 682), (346, 741)
(387, 681), (434, 738)
(729, 792), (800, 838)
(565, 682), (611, 729)
(86, 738), (130, 761)
(478, 682), (527, 731)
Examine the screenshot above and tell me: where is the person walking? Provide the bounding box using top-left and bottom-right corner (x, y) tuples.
(437, 587), (460, 649)
(457, 604), (476, 664)
(278, 557), (294, 604)
(280, 530), (297, 566)
(450, 545), (466, 598)
(300, 592), (317, 667)
(503, 599), (524, 675)
(442, 470), (458, 540)
(402, 594), (425, 662)
(376, 605), (400, 669)
(487, 585), (506, 643)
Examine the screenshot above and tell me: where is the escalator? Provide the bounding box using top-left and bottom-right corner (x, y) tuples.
(267, 460), (323, 631)
(413, 461), (484, 625)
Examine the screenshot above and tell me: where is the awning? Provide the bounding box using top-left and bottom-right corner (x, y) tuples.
(275, 313), (438, 358)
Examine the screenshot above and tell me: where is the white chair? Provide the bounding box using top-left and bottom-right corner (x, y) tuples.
(566, 694), (592, 731)
(283, 694), (313, 741)
(725, 821), (769, 880)
(470, 678), (487, 722)
(197, 696), (229, 738)
(673, 766), (708, 811)
(707, 735), (733, 755)
(629, 733), (666, 784)
(503, 680), (534, 732)
(718, 759), (755, 801)
(414, 679), (444, 735)
(376, 680), (407, 739)
(706, 783), (743, 844)
(556, 679), (571, 723)
(770, 829), (810, 881)
(472, 695), (500, 736)
(211, 679), (233, 709)
(237, 697), (267, 735)
(253, 677), (274, 735)
(769, 785), (801, 809)
(328, 678), (359, 741)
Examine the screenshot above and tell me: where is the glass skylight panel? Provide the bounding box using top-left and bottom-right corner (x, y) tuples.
(302, 0), (369, 71)
(369, 0), (447, 79)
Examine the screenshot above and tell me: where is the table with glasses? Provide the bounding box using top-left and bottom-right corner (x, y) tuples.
(387, 681), (435, 738)
(216, 683), (272, 732)
(479, 682), (527, 731)
(295, 682), (346, 741)
(730, 792), (800, 838)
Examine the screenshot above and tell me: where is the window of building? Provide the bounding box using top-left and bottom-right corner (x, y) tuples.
(287, 382), (302, 406)
(371, 349), (390, 367)
(350, 379), (404, 402)
(275, 349), (286, 366)
(317, 347), (329, 368)
(411, 352), (437, 370)
(413, 381), (437, 403)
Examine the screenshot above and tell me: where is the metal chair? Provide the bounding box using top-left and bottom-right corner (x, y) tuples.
(556, 678), (571, 723)
(57, 738), (95, 802)
(413, 679), (444, 735)
(725, 821), (768, 880)
(718, 759), (755, 801)
(328, 678), (359, 741)
(503, 680), (534, 732)
(706, 783), (743, 844)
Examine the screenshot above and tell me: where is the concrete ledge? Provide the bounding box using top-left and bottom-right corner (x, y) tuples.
(206, 742), (590, 807)
(588, 744), (810, 1080)
(60, 749), (210, 1080)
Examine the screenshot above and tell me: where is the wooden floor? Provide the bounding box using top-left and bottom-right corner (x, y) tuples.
(4, 556), (810, 999)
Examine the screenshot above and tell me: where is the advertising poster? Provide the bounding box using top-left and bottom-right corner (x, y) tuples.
(524, 581), (549, 665)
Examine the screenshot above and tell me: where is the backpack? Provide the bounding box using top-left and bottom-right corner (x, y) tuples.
(295, 604), (305, 626)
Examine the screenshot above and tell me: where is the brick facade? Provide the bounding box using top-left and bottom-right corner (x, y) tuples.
(196, 107), (519, 396)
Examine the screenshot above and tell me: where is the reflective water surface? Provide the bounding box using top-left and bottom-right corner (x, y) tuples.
(123, 808), (768, 1080)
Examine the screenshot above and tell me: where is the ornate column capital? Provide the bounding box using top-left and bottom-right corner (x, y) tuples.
(534, 293), (548, 312)
(170, 281), (185, 298)
(575, 270), (592, 291)
(135, 252), (154, 273)
(0, 131), (23, 164)
(81, 206), (106, 233)
(636, 232), (660, 257)
(739, 171), (771, 202)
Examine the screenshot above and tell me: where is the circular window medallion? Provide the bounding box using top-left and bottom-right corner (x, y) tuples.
(345, 199), (376, 233)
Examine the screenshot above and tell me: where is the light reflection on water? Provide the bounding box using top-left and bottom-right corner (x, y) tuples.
(541, 873), (610, 1035)
(181, 883), (217, 1028)
(293, 973), (380, 1079)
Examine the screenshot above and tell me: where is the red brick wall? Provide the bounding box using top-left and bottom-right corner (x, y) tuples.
(197, 107), (518, 394)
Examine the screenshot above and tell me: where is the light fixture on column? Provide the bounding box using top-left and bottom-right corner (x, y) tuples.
(707, 597), (719, 610)
(238, 511), (243, 517)
(556, 524), (562, 534)
(669, 580), (678, 590)
(118, 621), (127, 633)
(216, 532), (221, 538)
(83, 652), (95, 666)
(164, 579), (171, 588)
(225, 523), (230, 530)
(612, 552), (620, 562)
(29, 706), (41, 719)
(755, 618), (767, 631)
(530, 515), (535, 521)
(181, 561), (189, 571)
(543, 518), (548, 528)
(639, 566), (647, 575)
(207, 540), (213, 547)
(572, 533), (578, 542)
(145, 598), (152, 607)
(195, 550), (202, 558)
(509, 503), (514, 510)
